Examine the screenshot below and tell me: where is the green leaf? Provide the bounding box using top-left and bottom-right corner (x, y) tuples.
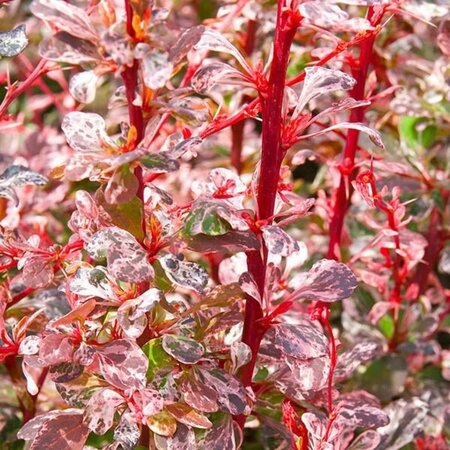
(184, 204), (231, 237)
(143, 338), (175, 381)
(100, 196), (144, 241)
(378, 314), (395, 339)
(431, 189), (445, 212)
(399, 116), (436, 150)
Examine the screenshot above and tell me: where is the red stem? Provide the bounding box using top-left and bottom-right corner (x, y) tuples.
(327, 6), (384, 260)
(122, 1), (147, 240)
(237, 2), (301, 428)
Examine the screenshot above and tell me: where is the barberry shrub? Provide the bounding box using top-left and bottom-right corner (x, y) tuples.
(0, 0), (449, 449)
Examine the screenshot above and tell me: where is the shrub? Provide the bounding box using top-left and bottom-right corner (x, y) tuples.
(0, 0), (449, 449)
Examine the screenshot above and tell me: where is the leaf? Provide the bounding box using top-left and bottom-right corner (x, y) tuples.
(39, 32), (101, 64)
(154, 424), (196, 450)
(0, 25), (28, 57)
(230, 342), (251, 373)
(199, 417), (241, 450)
(377, 398), (428, 450)
(294, 66), (356, 118)
(261, 225), (300, 257)
(186, 230), (260, 253)
(184, 204), (229, 236)
(61, 111), (115, 153)
(334, 340), (382, 380)
(336, 391), (389, 429)
(274, 322), (329, 360)
(192, 61), (243, 92)
(30, 0), (98, 41)
(18, 410), (90, 450)
(114, 412), (140, 450)
(117, 288), (162, 339)
(198, 368), (247, 415)
(39, 333), (74, 365)
(0, 165), (48, 205)
(162, 335), (204, 364)
(136, 45), (173, 90)
(303, 122), (385, 148)
(68, 266), (116, 301)
(144, 338), (176, 381)
(96, 339), (149, 390)
(140, 152), (179, 172)
(182, 374), (219, 413)
(291, 259), (358, 303)
(69, 70), (98, 103)
(86, 227), (153, 283)
(166, 403), (212, 429)
(169, 25), (205, 65)
(100, 196), (144, 241)
(194, 29), (250, 73)
(148, 411), (177, 437)
(185, 201), (248, 237)
(398, 116), (436, 150)
(159, 254), (208, 293)
(104, 164), (139, 204)
(347, 430), (381, 450)
(84, 388), (124, 434)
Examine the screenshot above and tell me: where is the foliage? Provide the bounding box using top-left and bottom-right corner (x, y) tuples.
(0, 0), (449, 449)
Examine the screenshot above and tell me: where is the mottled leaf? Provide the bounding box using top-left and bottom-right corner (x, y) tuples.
(169, 25), (205, 65)
(86, 227), (153, 283)
(30, 0), (98, 41)
(96, 339), (148, 390)
(291, 259), (358, 303)
(18, 410), (89, 450)
(294, 66), (355, 118)
(199, 417), (241, 450)
(199, 368), (247, 415)
(39, 32), (101, 64)
(69, 70), (98, 103)
(166, 403), (212, 429)
(84, 388), (124, 434)
(62, 111), (116, 153)
(194, 29), (250, 74)
(160, 254), (208, 293)
(69, 266), (116, 301)
(114, 412), (140, 450)
(274, 322), (328, 360)
(192, 61), (243, 92)
(261, 225), (300, 257)
(136, 45), (173, 90)
(377, 398), (428, 450)
(154, 424), (196, 450)
(182, 374), (219, 413)
(0, 25), (28, 57)
(117, 288), (162, 338)
(162, 334), (204, 364)
(348, 430), (381, 450)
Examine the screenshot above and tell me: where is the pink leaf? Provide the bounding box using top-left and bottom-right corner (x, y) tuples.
(290, 259), (358, 303)
(274, 322), (329, 360)
(62, 111), (115, 153)
(84, 388), (124, 434)
(96, 339), (148, 390)
(86, 227), (153, 283)
(30, 0), (98, 41)
(18, 410), (90, 450)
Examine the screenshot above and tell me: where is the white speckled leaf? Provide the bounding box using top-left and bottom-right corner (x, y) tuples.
(69, 70), (98, 103)
(160, 254), (208, 293)
(274, 322), (328, 360)
(162, 334), (204, 364)
(292, 259), (358, 303)
(62, 111), (115, 152)
(96, 339), (148, 390)
(0, 25), (28, 57)
(86, 227), (153, 283)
